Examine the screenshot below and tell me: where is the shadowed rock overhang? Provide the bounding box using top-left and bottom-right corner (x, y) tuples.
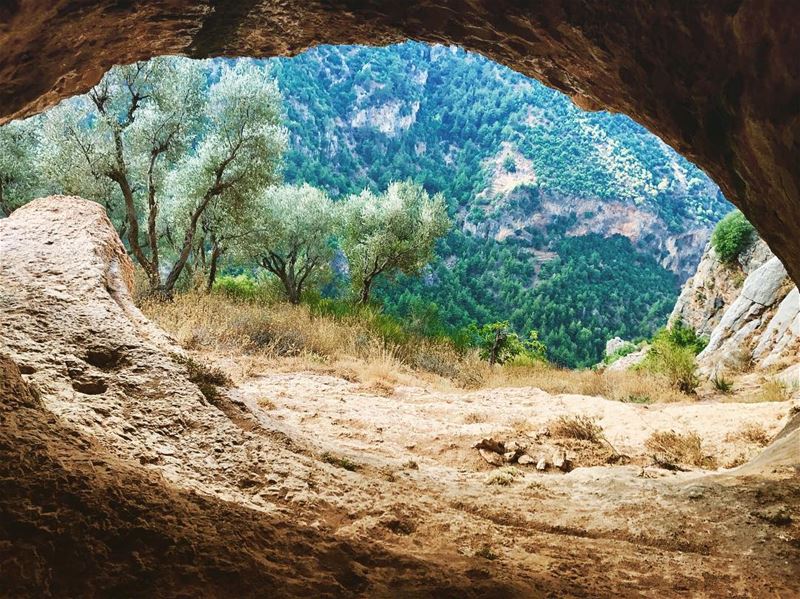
(1, 1), (799, 285)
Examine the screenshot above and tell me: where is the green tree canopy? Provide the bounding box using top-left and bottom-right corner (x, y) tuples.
(340, 180), (450, 304)
(242, 184), (338, 304)
(36, 57), (286, 296)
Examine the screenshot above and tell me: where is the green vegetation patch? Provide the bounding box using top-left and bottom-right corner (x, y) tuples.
(711, 210), (755, 264)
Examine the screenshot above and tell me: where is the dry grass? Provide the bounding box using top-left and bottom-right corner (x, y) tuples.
(484, 467), (521, 486)
(645, 430), (717, 469)
(730, 422), (771, 447)
(549, 415), (603, 443)
(142, 291), (700, 403)
(463, 412), (488, 424)
(172, 353), (231, 403)
(758, 378), (791, 402)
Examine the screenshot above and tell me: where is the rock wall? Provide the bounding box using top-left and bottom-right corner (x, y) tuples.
(1, 1), (799, 288)
(670, 238), (799, 377)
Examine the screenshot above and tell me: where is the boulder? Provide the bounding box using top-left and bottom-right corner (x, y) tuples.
(605, 337), (627, 357)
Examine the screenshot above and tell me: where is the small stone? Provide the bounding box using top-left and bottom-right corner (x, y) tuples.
(536, 457), (548, 471)
(552, 450), (566, 469)
(506, 441), (520, 453)
(479, 448), (504, 466)
(503, 451), (518, 463)
(686, 486), (705, 499)
(517, 454), (534, 465)
(474, 438), (505, 454)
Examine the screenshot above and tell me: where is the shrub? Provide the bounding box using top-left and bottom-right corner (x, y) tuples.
(549, 415), (603, 442)
(469, 321), (548, 366)
(641, 339), (699, 393)
(711, 210), (755, 264)
(213, 273), (278, 302)
(639, 321), (705, 393)
(712, 374), (733, 394)
(646, 430), (717, 469)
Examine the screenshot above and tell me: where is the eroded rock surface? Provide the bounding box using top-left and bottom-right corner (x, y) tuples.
(1, 1), (799, 287)
(1, 196), (799, 596)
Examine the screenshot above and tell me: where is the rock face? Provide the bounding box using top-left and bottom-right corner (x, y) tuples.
(670, 237), (798, 376)
(670, 239), (775, 337)
(0, 1), (799, 288)
(605, 337), (628, 357)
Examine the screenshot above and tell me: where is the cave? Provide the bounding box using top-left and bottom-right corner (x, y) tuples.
(1, 2), (799, 597)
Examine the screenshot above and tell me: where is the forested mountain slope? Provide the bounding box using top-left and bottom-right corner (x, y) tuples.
(268, 43), (731, 367)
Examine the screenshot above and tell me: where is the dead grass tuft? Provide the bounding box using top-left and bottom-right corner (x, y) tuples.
(733, 422), (771, 446)
(645, 430), (717, 470)
(549, 415), (603, 443)
(463, 412), (487, 424)
(758, 378), (791, 403)
(484, 467), (520, 486)
(173, 353), (230, 403)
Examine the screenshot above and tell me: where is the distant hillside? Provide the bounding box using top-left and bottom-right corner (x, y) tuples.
(268, 42), (732, 367)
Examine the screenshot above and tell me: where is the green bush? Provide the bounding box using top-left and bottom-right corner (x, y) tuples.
(212, 274), (278, 302)
(639, 320), (706, 393)
(711, 210), (755, 264)
(469, 321), (548, 366)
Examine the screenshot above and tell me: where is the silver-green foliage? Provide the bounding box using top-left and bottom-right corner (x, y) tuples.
(243, 184), (338, 303)
(340, 180), (450, 303)
(0, 119), (40, 216)
(33, 57), (286, 295)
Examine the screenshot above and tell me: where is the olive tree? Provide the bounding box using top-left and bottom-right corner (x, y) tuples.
(340, 180), (450, 304)
(0, 119), (40, 216)
(243, 184), (338, 304)
(38, 57), (286, 297)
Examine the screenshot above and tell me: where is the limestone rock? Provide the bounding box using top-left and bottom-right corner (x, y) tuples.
(605, 337), (627, 357)
(474, 438), (505, 454)
(697, 257), (796, 375)
(669, 240), (775, 338)
(552, 450), (566, 470)
(517, 454), (534, 466)
(535, 457), (548, 471)
(605, 347), (648, 373)
(479, 449), (504, 467)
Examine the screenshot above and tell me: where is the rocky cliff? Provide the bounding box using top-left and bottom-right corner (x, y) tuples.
(670, 239), (799, 378)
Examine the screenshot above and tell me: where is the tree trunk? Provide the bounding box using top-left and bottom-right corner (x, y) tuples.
(205, 242), (222, 294)
(359, 277), (373, 305)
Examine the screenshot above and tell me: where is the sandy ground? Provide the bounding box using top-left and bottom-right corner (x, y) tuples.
(218, 368), (800, 597)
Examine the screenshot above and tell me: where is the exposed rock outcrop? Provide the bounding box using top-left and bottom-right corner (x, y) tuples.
(670, 237), (798, 377)
(1, 1), (799, 288)
(670, 239), (775, 337)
